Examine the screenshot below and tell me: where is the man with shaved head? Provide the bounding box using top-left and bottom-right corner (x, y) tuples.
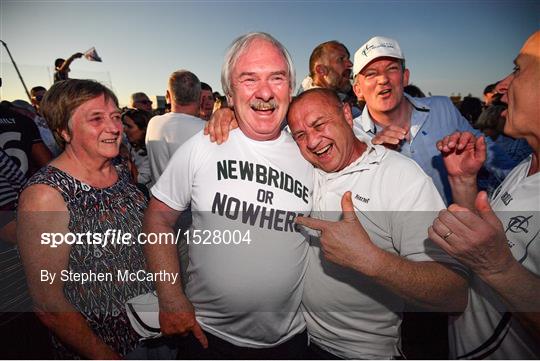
(288, 88), (467, 359)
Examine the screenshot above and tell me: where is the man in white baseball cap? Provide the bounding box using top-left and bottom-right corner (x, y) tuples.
(353, 36), (405, 76)
(351, 36), (514, 206)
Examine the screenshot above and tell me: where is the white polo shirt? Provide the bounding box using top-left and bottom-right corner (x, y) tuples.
(302, 139), (463, 359)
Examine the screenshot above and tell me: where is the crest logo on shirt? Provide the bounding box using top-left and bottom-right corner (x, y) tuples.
(501, 192), (513, 205)
(505, 215), (532, 234)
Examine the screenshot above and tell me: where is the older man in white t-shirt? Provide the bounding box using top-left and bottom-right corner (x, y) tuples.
(143, 32), (313, 359)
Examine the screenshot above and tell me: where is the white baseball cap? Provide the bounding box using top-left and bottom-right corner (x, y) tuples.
(353, 36), (404, 77)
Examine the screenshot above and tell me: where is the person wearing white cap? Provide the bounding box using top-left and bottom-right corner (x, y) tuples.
(351, 36), (514, 205)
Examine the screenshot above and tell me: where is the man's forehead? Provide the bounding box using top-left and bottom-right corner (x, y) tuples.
(291, 95), (334, 119)
(323, 44), (348, 59)
(512, 33), (540, 69)
(234, 41), (287, 69)
(288, 109), (313, 132)
(521, 31), (540, 57)
(362, 57), (401, 70)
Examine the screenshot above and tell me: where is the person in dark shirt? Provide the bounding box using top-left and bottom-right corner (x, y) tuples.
(53, 52), (83, 83)
(0, 102), (51, 178)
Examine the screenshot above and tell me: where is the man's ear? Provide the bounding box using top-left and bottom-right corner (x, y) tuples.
(165, 90), (171, 104)
(342, 102), (354, 128)
(226, 93), (234, 108)
(353, 78), (364, 102)
(315, 64), (327, 76)
(403, 68), (410, 87)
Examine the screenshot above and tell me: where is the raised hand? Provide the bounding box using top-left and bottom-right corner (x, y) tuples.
(437, 131), (486, 178)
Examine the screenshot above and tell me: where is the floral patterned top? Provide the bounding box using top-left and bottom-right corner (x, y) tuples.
(25, 164), (152, 358)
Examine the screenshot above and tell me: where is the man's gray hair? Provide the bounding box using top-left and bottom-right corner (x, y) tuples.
(221, 32), (296, 98)
(168, 70), (201, 106)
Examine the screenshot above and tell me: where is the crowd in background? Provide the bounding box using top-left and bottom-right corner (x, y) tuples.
(1, 56), (530, 200)
(0, 31), (538, 360)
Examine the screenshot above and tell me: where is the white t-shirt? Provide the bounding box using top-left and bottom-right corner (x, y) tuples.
(450, 155), (540, 359)
(145, 112), (205, 185)
(152, 129), (314, 347)
(302, 141), (462, 359)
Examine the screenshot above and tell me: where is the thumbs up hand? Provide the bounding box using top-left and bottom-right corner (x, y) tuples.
(429, 191), (514, 277)
(296, 192), (382, 274)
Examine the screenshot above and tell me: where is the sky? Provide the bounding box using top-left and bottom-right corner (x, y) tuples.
(1, 0), (538, 107)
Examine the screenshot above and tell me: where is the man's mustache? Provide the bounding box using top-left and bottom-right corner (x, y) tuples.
(250, 99), (279, 111)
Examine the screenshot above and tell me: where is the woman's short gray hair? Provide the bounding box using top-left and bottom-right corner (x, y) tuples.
(221, 32), (296, 99)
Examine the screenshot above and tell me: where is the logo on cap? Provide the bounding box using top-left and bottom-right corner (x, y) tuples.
(362, 42), (397, 57)
(353, 36), (404, 77)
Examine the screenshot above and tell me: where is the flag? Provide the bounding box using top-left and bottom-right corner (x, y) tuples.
(83, 47), (102, 62)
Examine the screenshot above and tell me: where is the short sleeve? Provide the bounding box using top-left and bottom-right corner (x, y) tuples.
(150, 133), (202, 211)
